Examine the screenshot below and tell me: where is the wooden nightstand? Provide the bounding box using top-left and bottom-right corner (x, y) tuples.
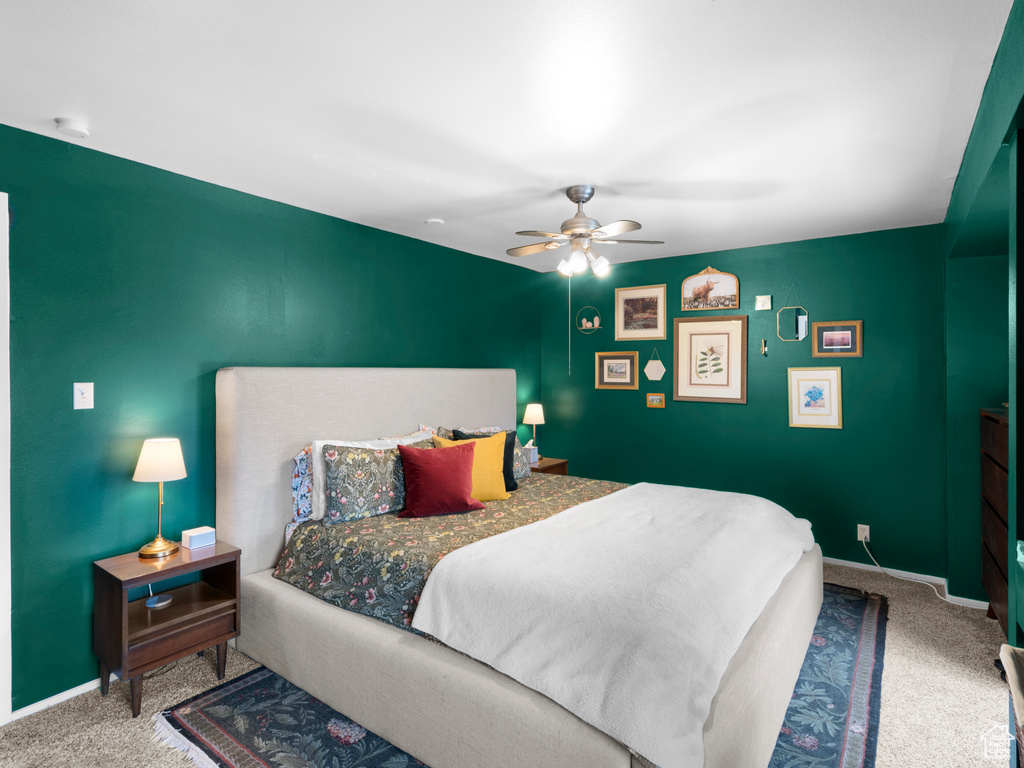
(92, 541), (240, 717)
(531, 457), (568, 475)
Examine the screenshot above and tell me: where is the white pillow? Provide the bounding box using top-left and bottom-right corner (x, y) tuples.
(310, 429), (433, 520)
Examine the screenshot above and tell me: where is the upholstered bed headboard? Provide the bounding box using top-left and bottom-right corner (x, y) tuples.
(215, 366), (517, 577)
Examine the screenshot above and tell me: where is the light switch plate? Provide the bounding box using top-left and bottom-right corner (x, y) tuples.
(74, 382), (94, 409)
(755, 295), (772, 311)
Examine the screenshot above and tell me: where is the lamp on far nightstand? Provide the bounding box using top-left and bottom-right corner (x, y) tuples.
(133, 438), (186, 560)
(523, 403), (545, 459)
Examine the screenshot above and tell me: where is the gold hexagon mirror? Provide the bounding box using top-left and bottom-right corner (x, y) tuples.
(776, 306), (809, 341)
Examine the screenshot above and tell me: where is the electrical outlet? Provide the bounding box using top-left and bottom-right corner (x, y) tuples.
(857, 524), (870, 543)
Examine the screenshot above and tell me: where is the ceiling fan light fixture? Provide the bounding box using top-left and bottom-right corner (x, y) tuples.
(590, 255), (611, 277)
(567, 249), (588, 274)
(556, 259), (574, 277)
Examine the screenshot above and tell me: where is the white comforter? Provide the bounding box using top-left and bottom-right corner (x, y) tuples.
(411, 482), (815, 768)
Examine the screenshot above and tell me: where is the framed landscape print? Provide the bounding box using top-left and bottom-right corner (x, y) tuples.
(788, 367), (843, 429)
(595, 351), (639, 390)
(615, 284), (666, 340)
(812, 320), (863, 357)
(681, 266), (739, 311)
(672, 315), (747, 403)
(646, 393), (665, 408)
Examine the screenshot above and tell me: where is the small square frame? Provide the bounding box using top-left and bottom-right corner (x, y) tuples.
(646, 393), (666, 408)
(596, 351), (639, 390)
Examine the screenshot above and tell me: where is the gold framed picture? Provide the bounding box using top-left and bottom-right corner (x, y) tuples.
(646, 393), (666, 408)
(595, 351), (639, 390)
(788, 367), (843, 429)
(615, 284), (666, 340)
(812, 321), (863, 358)
(681, 266), (739, 311)
(673, 315), (747, 403)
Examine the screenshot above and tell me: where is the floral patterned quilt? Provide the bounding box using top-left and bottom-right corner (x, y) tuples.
(272, 473), (628, 630)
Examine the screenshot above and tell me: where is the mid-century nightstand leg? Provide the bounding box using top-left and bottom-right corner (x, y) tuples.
(216, 641), (227, 679)
(130, 676), (142, 718)
(99, 661), (109, 696)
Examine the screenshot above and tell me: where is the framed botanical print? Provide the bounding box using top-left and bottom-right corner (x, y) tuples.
(595, 351), (639, 390)
(615, 284), (666, 340)
(681, 266), (739, 311)
(812, 320), (863, 357)
(788, 367), (843, 429)
(672, 315), (747, 403)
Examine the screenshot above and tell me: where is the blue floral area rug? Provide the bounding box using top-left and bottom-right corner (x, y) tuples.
(154, 583), (886, 768)
(769, 583), (888, 768)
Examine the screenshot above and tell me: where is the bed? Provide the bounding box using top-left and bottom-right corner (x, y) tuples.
(215, 366), (823, 768)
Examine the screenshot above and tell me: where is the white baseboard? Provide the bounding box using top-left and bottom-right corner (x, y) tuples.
(0, 673), (115, 726)
(823, 556), (990, 610)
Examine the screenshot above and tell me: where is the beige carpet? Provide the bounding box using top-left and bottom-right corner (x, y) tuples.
(0, 564), (1009, 767)
(820, 563), (1010, 768)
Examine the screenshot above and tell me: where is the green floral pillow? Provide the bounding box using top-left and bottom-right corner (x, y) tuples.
(322, 441), (431, 523)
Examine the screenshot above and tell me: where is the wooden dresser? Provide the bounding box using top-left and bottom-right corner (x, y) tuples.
(980, 407), (1010, 635)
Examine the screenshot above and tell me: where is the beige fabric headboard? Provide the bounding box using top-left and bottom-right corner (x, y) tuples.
(215, 366), (517, 577)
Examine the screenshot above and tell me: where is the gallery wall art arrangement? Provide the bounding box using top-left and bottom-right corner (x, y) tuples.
(593, 270), (861, 430)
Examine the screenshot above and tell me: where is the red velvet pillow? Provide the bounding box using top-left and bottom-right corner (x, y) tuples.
(397, 442), (485, 518)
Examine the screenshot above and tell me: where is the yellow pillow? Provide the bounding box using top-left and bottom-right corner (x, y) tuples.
(432, 433), (510, 501)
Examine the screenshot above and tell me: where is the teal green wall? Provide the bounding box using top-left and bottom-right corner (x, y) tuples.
(0, 124), (543, 709)
(540, 226), (947, 576)
(944, 255), (1009, 601)
(943, 1), (1022, 640)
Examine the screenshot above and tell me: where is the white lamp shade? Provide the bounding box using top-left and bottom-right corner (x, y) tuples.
(523, 403), (545, 425)
(133, 438), (187, 482)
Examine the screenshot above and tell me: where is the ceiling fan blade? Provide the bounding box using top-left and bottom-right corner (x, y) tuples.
(506, 241), (564, 257)
(515, 230), (567, 239)
(595, 239), (665, 245)
(592, 220), (641, 238)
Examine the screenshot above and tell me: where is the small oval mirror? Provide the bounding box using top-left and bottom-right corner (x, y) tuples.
(777, 306), (809, 341)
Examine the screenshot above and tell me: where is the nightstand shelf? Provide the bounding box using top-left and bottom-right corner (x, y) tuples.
(93, 541), (240, 717)
(531, 457), (568, 475)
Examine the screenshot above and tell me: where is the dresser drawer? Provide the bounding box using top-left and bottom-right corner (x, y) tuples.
(982, 546), (1009, 635)
(981, 497), (1009, 578)
(981, 411), (1009, 469)
(127, 611), (236, 672)
(981, 454), (1009, 524)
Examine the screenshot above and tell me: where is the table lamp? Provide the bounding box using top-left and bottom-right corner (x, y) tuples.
(523, 403), (545, 458)
(133, 438), (186, 560)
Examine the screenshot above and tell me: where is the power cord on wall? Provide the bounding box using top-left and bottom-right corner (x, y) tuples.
(861, 540), (955, 604)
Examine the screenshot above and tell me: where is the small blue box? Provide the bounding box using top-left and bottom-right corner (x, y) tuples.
(182, 526), (216, 549)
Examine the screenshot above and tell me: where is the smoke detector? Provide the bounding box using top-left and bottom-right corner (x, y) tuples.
(54, 117), (89, 139)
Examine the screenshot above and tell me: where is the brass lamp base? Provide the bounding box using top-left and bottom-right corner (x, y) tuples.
(139, 535), (179, 559)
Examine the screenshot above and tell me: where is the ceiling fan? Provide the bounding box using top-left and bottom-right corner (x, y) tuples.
(506, 184), (664, 276)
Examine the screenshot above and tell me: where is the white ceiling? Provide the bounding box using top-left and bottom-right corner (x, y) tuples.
(0, 0), (1013, 272)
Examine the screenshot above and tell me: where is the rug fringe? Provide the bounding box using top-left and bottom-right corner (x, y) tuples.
(153, 711), (221, 768)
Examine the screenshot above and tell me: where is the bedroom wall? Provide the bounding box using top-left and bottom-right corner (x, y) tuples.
(538, 225), (949, 579)
(945, 254), (1009, 601)
(0, 123), (544, 710)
